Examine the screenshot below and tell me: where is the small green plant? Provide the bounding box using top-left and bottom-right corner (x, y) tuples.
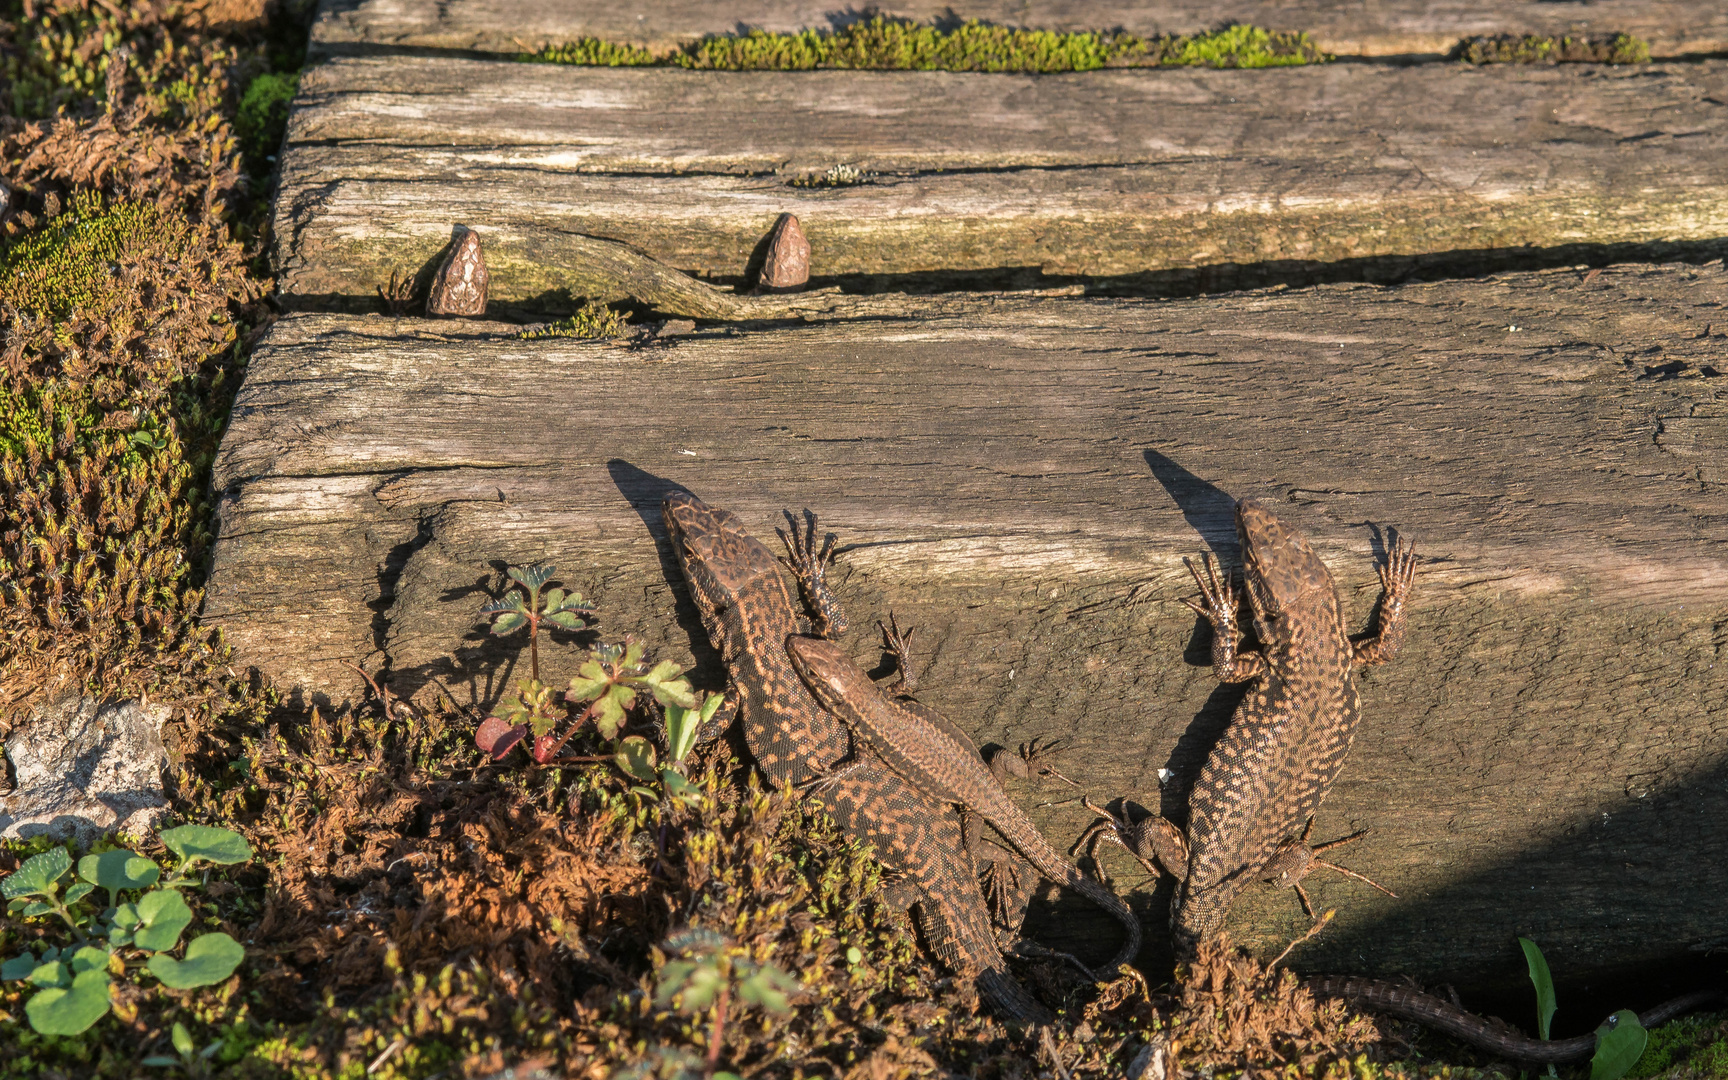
(654, 928), (800, 1074)
(2, 826), (252, 1035)
(1519, 937), (1649, 1080)
(475, 563), (716, 772)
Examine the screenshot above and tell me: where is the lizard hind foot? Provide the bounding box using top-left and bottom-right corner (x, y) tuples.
(799, 759), (866, 796)
(877, 611), (918, 691)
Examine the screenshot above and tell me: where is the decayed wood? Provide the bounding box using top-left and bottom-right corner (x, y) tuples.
(310, 0), (1728, 60)
(276, 58), (1728, 315)
(205, 263), (1728, 989)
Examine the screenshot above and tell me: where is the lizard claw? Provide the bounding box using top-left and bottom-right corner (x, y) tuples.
(878, 611), (917, 692)
(777, 507), (848, 637)
(1183, 552), (1238, 626)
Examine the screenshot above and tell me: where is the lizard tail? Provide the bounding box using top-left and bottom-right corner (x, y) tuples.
(1307, 977), (1724, 1063)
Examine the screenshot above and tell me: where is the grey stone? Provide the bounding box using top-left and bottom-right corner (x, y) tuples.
(1, 696), (171, 847)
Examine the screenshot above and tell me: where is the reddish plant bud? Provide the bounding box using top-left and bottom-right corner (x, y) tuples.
(426, 225), (489, 316)
(755, 213), (810, 294)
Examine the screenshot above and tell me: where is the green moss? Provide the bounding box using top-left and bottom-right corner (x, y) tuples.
(1454, 32), (1650, 65)
(0, 193), (178, 321)
(236, 69), (300, 174)
(518, 300), (631, 339)
(1626, 1012), (1728, 1078)
(521, 18), (1330, 72)
(528, 36), (657, 66)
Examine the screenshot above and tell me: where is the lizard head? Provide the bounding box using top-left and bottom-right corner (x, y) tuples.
(784, 635), (867, 714)
(661, 491), (784, 617)
(1235, 498), (1336, 629)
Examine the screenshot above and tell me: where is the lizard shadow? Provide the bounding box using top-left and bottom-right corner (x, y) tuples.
(603, 459), (729, 689)
(1141, 448), (1254, 825)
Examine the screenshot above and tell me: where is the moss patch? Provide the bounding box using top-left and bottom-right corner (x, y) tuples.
(523, 18), (1329, 72)
(1454, 32), (1650, 65)
(519, 299), (631, 339)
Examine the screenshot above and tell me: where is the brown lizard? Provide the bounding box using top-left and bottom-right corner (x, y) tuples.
(1086, 498), (1416, 954)
(786, 634), (1143, 975)
(660, 492), (1048, 1021)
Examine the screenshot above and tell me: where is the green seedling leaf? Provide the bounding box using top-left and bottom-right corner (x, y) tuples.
(487, 609), (527, 634)
(68, 946), (110, 974)
(1519, 937), (1558, 1041)
(79, 850), (162, 896)
(655, 958), (723, 1012)
(113, 901), (142, 929)
(476, 715), (529, 760)
(18, 901), (54, 918)
(566, 660), (611, 701)
(1590, 1010), (1648, 1080)
(622, 640), (646, 669)
(594, 685), (635, 739)
(172, 1020), (196, 1057)
(665, 692), (724, 763)
(28, 960), (69, 988)
(545, 608), (591, 630)
(3, 847), (71, 899)
(25, 968), (111, 1034)
(142, 1058), (180, 1068)
(63, 882), (95, 906)
(737, 963), (801, 1014)
(133, 889), (194, 952)
(2, 953), (39, 981)
(615, 736), (658, 783)
(160, 825), (253, 867)
(508, 564), (556, 591)
(642, 659), (700, 710)
(660, 769), (696, 800)
(147, 932), (245, 989)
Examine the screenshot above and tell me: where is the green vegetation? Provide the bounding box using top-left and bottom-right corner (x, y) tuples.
(517, 299), (632, 338)
(523, 18), (1329, 72)
(235, 69), (299, 174)
(1455, 32), (1650, 65)
(2, 826), (252, 1035)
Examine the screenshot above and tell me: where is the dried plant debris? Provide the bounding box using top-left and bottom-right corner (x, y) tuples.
(524, 19), (1329, 72)
(1454, 33), (1650, 65)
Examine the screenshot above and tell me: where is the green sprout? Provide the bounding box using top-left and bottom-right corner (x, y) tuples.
(1519, 937), (1649, 1080)
(654, 929), (800, 1073)
(480, 563), (595, 684)
(2, 826), (253, 1035)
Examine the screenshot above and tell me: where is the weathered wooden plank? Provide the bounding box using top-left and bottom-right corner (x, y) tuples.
(275, 58), (1728, 313)
(205, 264), (1728, 990)
(310, 0), (1728, 60)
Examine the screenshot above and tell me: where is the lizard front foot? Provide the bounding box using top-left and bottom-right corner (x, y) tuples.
(777, 508), (848, 637)
(798, 758), (866, 795)
(1261, 818), (1397, 920)
(878, 611), (918, 692)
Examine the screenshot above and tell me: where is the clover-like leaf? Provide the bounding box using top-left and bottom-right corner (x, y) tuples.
(737, 962), (801, 1015)
(1590, 1010), (1648, 1080)
(133, 889), (194, 952)
(159, 825), (253, 868)
(25, 968), (111, 1034)
(3, 847), (71, 899)
(2, 953), (39, 981)
(566, 660), (612, 701)
(67, 946), (110, 974)
(615, 736), (658, 783)
(27, 960), (69, 988)
(593, 685), (634, 740)
(79, 850), (160, 903)
(147, 932), (244, 989)
(641, 660), (700, 710)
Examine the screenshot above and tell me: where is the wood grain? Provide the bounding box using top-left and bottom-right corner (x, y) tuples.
(310, 0), (1728, 60)
(204, 263), (1728, 989)
(276, 58), (1728, 314)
